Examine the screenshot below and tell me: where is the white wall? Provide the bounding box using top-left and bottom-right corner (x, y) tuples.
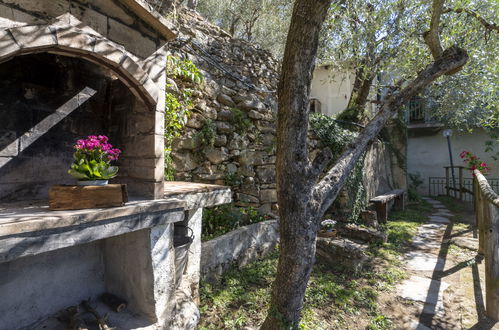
(310, 66), (355, 117)
(407, 128), (499, 194)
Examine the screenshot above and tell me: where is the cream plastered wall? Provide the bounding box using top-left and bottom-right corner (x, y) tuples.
(407, 128), (499, 194)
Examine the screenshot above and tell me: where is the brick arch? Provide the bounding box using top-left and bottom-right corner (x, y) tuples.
(0, 23), (159, 107)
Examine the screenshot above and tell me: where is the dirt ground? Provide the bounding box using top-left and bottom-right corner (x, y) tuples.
(380, 203), (499, 330)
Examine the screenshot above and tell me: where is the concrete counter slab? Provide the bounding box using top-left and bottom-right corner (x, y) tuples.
(0, 199), (185, 237)
(164, 181), (232, 209)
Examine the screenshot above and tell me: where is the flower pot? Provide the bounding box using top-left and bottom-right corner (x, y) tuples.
(318, 229), (337, 238)
(76, 179), (109, 186)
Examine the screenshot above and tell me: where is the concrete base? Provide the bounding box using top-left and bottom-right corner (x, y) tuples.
(0, 182), (232, 330)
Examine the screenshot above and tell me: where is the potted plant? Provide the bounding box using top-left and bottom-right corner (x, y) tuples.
(68, 135), (121, 185)
(460, 150), (491, 175)
(318, 219), (337, 238)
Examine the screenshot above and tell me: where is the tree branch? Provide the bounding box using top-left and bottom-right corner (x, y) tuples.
(313, 46), (468, 216)
(310, 147), (333, 178)
(423, 0), (445, 59)
(443, 7), (499, 32)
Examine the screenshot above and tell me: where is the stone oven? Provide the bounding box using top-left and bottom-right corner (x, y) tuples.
(0, 1), (231, 329)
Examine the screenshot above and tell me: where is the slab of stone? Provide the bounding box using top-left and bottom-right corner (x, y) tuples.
(450, 237), (478, 251)
(316, 237), (369, 272)
(0, 205), (184, 263)
(410, 320), (432, 330)
(398, 276), (449, 314)
(406, 251), (445, 271)
(412, 224), (446, 250)
(0, 198), (186, 237)
(163, 182), (232, 209)
(338, 223), (388, 244)
(429, 216), (451, 224)
(434, 210), (453, 217)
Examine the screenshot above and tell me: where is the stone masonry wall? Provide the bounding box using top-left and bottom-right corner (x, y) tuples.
(169, 9), (406, 214)
(168, 9), (279, 214)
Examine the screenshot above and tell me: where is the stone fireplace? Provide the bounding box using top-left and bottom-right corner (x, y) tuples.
(0, 1), (231, 329)
(0, 52), (160, 200)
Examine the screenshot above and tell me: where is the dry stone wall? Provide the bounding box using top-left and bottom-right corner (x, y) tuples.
(168, 9), (406, 214)
(168, 9), (279, 213)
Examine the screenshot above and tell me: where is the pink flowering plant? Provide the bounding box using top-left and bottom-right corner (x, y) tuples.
(460, 150), (491, 174)
(68, 135), (121, 181)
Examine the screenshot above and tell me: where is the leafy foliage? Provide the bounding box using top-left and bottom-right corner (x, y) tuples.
(166, 55), (203, 84)
(164, 56), (203, 180)
(320, 0), (498, 130)
(230, 108), (253, 133)
(197, 0), (293, 58)
(310, 114), (366, 221)
(68, 135), (120, 181)
(196, 119), (217, 147)
(309, 113), (357, 158)
(223, 171), (243, 187)
(202, 204), (266, 241)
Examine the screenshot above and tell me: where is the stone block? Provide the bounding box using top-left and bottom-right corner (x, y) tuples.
(237, 99), (265, 111)
(93, 37), (126, 67)
(260, 189), (277, 203)
(338, 223), (387, 244)
(216, 109), (233, 121)
(316, 237), (369, 272)
(214, 135), (227, 147)
(0, 29), (20, 60)
(172, 151), (198, 172)
(236, 193), (259, 204)
(9, 25), (57, 49)
(204, 147), (229, 165)
(256, 165), (275, 184)
(55, 25), (96, 52)
(0, 156), (12, 168)
(186, 113), (204, 129)
(227, 133), (249, 150)
(78, 7), (108, 36)
(108, 18), (156, 58)
(238, 165), (255, 177)
(238, 150), (265, 166)
(173, 136), (199, 150)
(215, 121), (234, 134)
(121, 55), (148, 84)
(216, 93), (235, 107)
(248, 110), (264, 120)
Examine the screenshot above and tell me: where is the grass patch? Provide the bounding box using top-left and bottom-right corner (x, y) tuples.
(199, 202), (431, 329)
(434, 196), (465, 213)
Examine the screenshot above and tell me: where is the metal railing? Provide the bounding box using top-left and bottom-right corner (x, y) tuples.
(429, 176), (499, 203)
(404, 96), (440, 125)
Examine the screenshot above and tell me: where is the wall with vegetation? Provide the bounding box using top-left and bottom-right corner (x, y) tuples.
(166, 8), (279, 214)
(166, 9), (406, 217)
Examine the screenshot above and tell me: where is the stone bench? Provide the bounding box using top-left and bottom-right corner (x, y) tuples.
(369, 189), (406, 223)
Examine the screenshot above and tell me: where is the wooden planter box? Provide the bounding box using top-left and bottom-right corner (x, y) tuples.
(49, 184), (128, 210)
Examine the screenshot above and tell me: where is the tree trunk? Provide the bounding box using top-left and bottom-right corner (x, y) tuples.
(262, 0), (469, 328)
(260, 0), (332, 328)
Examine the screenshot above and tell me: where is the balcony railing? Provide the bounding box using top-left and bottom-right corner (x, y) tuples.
(404, 96), (442, 126)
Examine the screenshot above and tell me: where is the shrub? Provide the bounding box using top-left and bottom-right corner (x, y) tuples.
(202, 204), (266, 241)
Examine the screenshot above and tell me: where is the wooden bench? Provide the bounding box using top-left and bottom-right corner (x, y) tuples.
(369, 189), (406, 224)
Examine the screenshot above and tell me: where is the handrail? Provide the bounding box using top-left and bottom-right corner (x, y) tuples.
(474, 169), (499, 207)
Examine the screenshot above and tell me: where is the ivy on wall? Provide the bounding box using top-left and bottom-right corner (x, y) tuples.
(164, 55), (203, 180)
(310, 113), (367, 222)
